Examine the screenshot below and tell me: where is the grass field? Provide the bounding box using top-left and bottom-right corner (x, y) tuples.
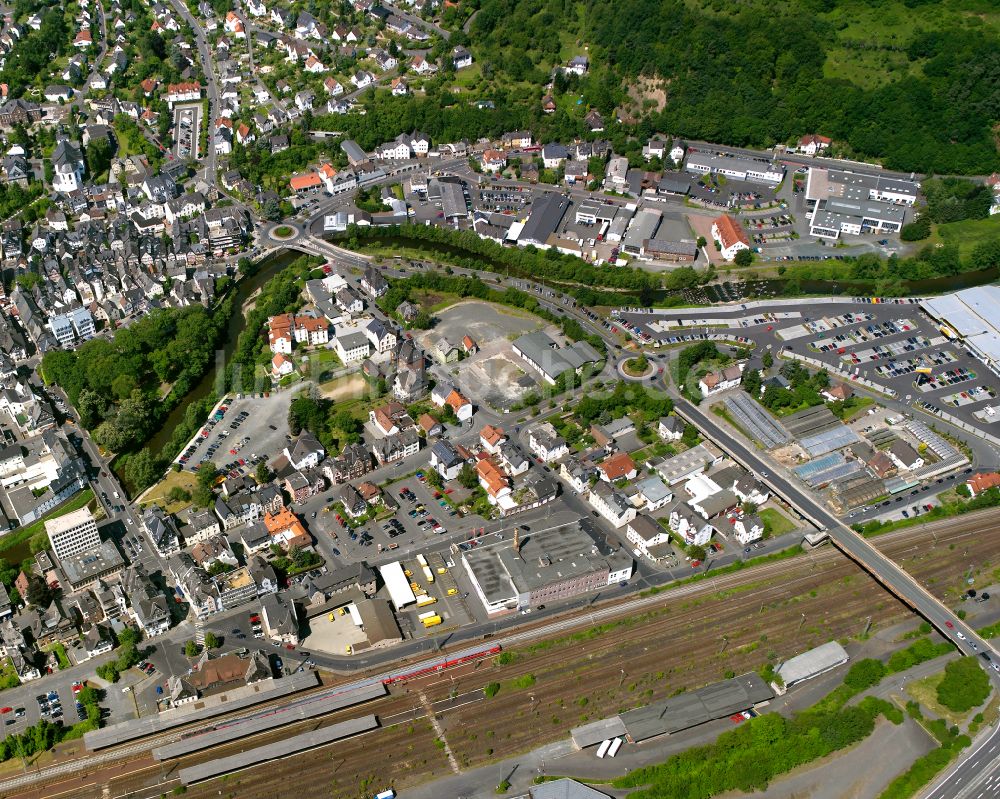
(929, 216), (1000, 258)
(760, 507), (796, 537)
(141, 470), (197, 514)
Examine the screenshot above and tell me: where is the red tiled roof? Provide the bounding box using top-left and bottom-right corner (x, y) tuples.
(289, 172), (322, 190)
(599, 452), (637, 481)
(713, 214), (750, 249)
(968, 472), (1000, 495)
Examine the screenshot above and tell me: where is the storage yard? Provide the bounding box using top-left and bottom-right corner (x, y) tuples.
(8, 510), (1000, 799)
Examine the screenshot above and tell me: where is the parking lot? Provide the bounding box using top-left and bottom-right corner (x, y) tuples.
(175, 392), (296, 477)
(303, 468), (488, 569)
(0, 665), (142, 741)
(618, 299), (998, 436)
(392, 550), (475, 638)
(174, 103), (201, 160)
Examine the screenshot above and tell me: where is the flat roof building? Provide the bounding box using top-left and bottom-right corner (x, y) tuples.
(60, 540), (125, 590)
(46, 506), (100, 561)
(378, 561), (416, 609)
(652, 442), (724, 485)
(462, 519), (632, 614)
(685, 152), (784, 184)
(921, 286), (1000, 375)
(805, 167), (918, 239)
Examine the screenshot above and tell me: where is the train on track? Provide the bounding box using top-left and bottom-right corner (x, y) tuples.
(382, 644), (502, 685)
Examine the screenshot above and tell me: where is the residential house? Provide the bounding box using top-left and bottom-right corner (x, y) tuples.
(337, 483), (368, 519)
(284, 430), (325, 470)
(528, 422), (569, 463)
(325, 443), (372, 484)
(185, 510), (221, 545)
(633, 476), (673, 511)
(668, 503), (714, 547)
(589, 481), (636, 527)
(798, 134), (832, 156)
(430, 440), (464, 481)
(480, 424), (506, 454)
(698, 364), (744, 397)
(452, 46), (472, 69)
(658, 416), (685, 442)
(733, 514), (764, 545)
(887, 440), (923, 472)
(598, 452), (637, 483)
(625, 513), (671, 559)
(372, 429), (420, 465)
(260, 593), (299, 645)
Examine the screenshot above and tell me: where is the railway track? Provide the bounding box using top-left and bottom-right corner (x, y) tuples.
(3, 511), (996, 797)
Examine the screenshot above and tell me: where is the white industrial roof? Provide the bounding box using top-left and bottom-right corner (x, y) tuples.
(921, 286), (1000, 337)
(378, 561), (416, 609)
(777, 641), (849, 686)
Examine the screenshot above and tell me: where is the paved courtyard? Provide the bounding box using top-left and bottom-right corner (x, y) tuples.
(301, 612), (369, 655)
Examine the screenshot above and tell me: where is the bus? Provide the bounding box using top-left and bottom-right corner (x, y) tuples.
(595, 739), (612, 758)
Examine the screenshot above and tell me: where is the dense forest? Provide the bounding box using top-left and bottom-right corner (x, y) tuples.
(456, 0), (1000, 174)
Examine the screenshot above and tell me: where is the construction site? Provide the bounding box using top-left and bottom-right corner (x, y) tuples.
(5, 508), (999, 799)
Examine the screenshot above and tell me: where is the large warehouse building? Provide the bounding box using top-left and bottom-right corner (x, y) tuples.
(462, 519), (633, 614)
(921, 286), (1000, 376)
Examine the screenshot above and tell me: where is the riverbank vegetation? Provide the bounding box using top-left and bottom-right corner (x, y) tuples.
(40, 304), (232, 491)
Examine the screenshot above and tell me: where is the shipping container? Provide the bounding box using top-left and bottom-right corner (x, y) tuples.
(607, 737), (623, 758)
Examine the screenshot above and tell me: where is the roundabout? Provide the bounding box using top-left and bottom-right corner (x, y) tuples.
(266, 223), (302, 243)
(618, 354), (656, 381)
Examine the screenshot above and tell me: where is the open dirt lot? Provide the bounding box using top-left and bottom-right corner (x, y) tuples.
(17, 510), (1000, 799)
(422, 298), (557, 409)
(420, 300), (542, 353)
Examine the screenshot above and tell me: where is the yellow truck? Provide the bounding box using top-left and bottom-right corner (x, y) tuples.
(416, 595), (437, 607)
(420, 615), (443, 628)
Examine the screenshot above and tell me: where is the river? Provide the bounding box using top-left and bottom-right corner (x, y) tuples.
(144, 249), (302, 457)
